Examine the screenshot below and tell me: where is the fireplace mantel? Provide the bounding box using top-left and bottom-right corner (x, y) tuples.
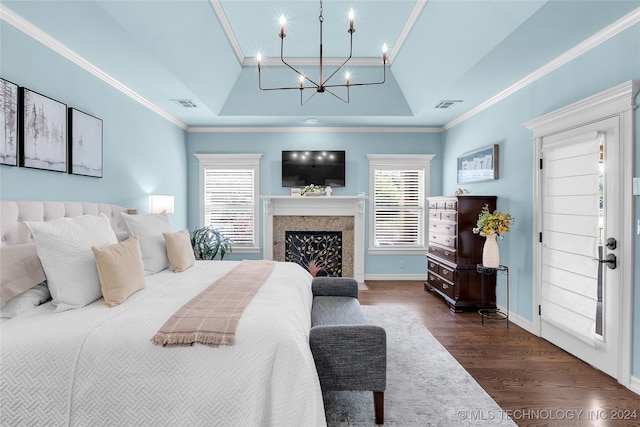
(261, 196), (366, 282)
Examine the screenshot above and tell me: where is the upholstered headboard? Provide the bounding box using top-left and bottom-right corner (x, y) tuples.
(0, 201), (137, 247)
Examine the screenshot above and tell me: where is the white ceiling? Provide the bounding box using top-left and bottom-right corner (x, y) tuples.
(2, 1), (639, 129)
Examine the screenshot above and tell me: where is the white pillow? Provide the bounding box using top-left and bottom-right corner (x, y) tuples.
(0, 282), (50, 319)
(121, 211), (173, 275)
(26, 214), (118, 312)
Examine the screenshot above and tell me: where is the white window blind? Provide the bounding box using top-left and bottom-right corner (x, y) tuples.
(367, 154), (433, 253)
(373, 169), (424, 247)
(203, 168), (255, 245)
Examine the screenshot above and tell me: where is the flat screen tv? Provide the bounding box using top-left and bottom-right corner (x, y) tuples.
(282, 150), (345, 187)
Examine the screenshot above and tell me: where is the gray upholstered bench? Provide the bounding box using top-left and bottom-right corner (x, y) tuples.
(309, 277), (387, 424)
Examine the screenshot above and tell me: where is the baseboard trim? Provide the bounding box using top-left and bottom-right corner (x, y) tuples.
(364, 274), (426, 281)
(629, 376), (640, 395)
(496, 304), (535, 334)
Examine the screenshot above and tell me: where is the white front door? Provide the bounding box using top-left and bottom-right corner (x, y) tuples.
(539, 116), (621, 378)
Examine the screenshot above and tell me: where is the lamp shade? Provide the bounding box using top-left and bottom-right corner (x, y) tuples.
(149, 195), (174, 214)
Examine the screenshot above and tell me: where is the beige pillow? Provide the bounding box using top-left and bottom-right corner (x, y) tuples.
(163, 230), (196, 273)
(0, 244), (47, 307)
(92, 236), (146, 307)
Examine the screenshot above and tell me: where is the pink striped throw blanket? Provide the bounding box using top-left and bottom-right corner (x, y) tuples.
(152, 260), (276, 347)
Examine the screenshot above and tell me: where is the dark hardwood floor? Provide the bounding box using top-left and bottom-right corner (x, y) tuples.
(360, 280), (640, 427)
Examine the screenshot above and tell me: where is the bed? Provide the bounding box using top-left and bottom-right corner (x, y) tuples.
(0, 201), (326, 426)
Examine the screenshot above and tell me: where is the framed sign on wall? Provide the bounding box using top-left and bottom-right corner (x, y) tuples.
(457, 144), (498, 184)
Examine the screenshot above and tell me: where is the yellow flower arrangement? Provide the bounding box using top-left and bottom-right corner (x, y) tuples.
(473, 204), (514, 237)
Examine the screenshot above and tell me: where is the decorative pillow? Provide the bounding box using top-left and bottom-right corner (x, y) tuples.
(0, 243), (46, 308)
(121, 211), (173, 275)
(92, 236), (146, 307)
(163, 229), (196, 272)
(0, 282), (50, 319)
(25, 214), (118, 313)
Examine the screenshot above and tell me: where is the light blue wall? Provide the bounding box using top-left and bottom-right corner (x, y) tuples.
(4, 3), (639, 379)
(443, 24), (639, 372)
(0, 24), (188, 229)
(187, 131), (443, 272)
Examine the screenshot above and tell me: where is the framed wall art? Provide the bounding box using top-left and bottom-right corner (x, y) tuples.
(20, 88), (67, 172)
(1, 78), (20, 166)
(457, 144), (499, 184)
(69, 108), (103, 177)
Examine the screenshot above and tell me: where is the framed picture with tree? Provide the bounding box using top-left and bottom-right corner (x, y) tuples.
(1, 79), (20, 166)
(20, 87), (67, 172)
(69, 108), (103, 177)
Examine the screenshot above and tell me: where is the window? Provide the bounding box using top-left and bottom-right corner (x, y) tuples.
(367, 154), (434, 254)
(195, 154), (262, 253)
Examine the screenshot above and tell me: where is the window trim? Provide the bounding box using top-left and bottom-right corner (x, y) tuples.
(195, 153), (262, 254)
(367, 154), (435, 255)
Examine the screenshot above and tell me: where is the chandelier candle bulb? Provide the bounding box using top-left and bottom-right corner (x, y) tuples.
(383, 43), (388, 63)
(257, 0), (387, 105)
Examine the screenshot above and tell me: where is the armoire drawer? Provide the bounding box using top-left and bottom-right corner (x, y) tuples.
(427, 258), (439, 272)
(427, 244), (457, 263)
(441, 211), (457, 222)
(427, 272), (455, 299)
(429, 220), (456, 236)
(429, 232), (456, 249)
(439, 264), (454, 281)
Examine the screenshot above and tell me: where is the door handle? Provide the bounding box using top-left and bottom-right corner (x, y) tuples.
(592, 253), (617, 269)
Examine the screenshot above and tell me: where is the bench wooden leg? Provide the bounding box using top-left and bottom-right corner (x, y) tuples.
(374, 391), (384, 424)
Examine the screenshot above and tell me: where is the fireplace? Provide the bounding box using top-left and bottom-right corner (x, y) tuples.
(262, 196), (366, 282)
(285, 231), (342, 277)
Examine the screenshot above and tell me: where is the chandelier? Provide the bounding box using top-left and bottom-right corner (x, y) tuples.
(256, 0), (388, 105)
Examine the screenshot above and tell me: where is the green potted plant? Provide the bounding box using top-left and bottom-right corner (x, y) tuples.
(190, 226), (233, 260)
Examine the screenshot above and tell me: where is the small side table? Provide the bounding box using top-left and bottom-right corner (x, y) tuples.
(476, 264), (509, 328)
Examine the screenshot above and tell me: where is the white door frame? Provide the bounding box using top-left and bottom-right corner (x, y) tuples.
(524, 80), (639, 387)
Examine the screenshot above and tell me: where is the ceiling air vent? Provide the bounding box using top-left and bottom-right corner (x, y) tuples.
(171, 99), (198, 108)
(435, 100), (462, 109)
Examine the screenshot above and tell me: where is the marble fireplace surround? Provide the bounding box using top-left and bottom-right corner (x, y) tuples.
(262, 196), (366, 283)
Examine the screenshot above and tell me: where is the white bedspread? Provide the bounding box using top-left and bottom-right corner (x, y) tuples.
(0, 261), (326, 427)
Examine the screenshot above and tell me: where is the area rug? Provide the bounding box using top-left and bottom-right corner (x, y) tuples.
(323, 305), (517, 426)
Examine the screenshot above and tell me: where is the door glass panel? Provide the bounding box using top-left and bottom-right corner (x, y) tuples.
(540, 132), (600, 344)
(595, 134), (604, 338)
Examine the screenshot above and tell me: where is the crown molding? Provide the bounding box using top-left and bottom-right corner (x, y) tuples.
(0, 4), (188, 131)
(391, 0), (427, 64)
(231, 1), (431, 66)
(444, 6), (640, 130)
(4, 2), (636, 132)
(209, 0), (244, 63)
